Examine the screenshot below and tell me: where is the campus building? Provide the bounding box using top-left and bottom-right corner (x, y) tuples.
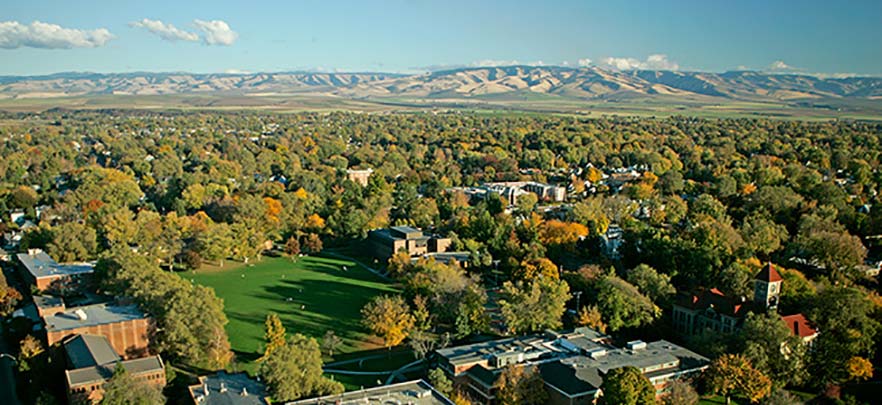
(368, 226), (452, 260)
(346, 168), (374, 187)
(287, 379), (455, 405)
(43, 302), (153, 358)
(672, 263), (818, 342)
(434, 328), (708, 404)
(189, 372), (270, 405)
(63, 334), (166, 404)
(16, 249), (94, 292)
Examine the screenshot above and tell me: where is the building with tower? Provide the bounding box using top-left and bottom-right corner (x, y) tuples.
(672, 263), (817, 341)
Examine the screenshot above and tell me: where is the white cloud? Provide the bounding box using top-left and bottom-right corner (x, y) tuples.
(600, 54), (679, 71)
(130, 19), (198, 42)
(223, 69), (251, 74)
(193, 20), (238, 46)
(577, 58), (593, 67)
(0, 20), (113, 49)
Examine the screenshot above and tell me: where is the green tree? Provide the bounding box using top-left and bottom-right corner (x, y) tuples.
(595, 276), (660, 331)
(47, 222), (98, 262)
(626, 264), (676, 306)
(739, 213), (788, 257)
(739, 313), (807, 386)
(259, 334), (343, 402)
(599, 366), (657, 405)
(321, 330), (342, 357)
(100, 364), (165, 405)
(499, 276), (570, 334)
(428, 368), (454, 397)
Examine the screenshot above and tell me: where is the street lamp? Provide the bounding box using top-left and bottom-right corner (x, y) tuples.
(572, 291), (583, 311)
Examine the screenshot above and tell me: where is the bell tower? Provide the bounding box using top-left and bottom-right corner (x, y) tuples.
(754, 262), (783, 310)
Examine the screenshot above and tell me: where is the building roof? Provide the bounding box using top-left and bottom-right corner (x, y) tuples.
(189, 372), (269, 405)
(65, 356), (164, 387)
(674, 288), (753, 317)
(44, 302), (147, 332)
(541, 340), (709, 397)
(16, 250), (94, 279)
(755, 262), (783, 283)
(63, 334), (120, 369)
(33, 295), (64, 310)
(781, 313), (818, 338)
(286, 379), (454, 405)
(436, 328), (609, 369)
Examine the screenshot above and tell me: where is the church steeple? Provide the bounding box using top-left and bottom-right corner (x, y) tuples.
(754, 262), (783, 311)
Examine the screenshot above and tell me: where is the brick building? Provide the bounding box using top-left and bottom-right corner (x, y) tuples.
(16, 249), (94, 292)
(43, 302), (152, 358)
(63, 334), (165, 404)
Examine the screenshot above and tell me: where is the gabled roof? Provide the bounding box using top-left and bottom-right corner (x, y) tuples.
(781, 313), (818, 338)
(755, 262), (783, 283)
(63, 334), (120, 368)
(674, 288), (753, 317)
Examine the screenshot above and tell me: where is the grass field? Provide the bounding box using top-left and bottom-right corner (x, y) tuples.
(186, 255), (399, 368)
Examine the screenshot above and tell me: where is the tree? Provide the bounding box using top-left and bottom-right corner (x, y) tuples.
(574, 305), (607, 333)
(599, 366), (657, 405)
(262, 313), (287, 360)
(739, 312), (807, 386)
(763, 388), (801, 405)
(361, 295), (414, 349)
(428, 368), (453, 397)
(18, 335), (44, 372)
(845, 357), (873, 381)
(47, 221), (98, 262)
(626, 264), (676, 306)
(807, 287), (879, 386)
(661, 380), (698, 405)
(706, 354), (772, 404)
(595, 276), (659, 331)
(321, 330), (342, 357)
(515, 257), (559, 281)
(284, 236), (301, 256)
(739, 213), (788, 257)
(302, 232), (323, 254)
(0, 271), (22, 316)
(100, 364), (165, 405)
(499, 276), (570, 334)
(259, 334), (344, 402)
(495, 365), (548, 405)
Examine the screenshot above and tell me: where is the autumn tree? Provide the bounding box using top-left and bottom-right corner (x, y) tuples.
(284, 236), (300, 256)
(361, 295), (415, 349)
(495, 365), (548, 405)
(262, 313), (287, 360)
(574, 305), (607, 333)
(302, 232), (323, 254)
(599, 366), (657, 405)
(661, 380), (699, 405)
(706, 354), (772, 404)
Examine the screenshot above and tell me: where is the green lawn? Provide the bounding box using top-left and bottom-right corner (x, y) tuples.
(186, 255), (399, 368)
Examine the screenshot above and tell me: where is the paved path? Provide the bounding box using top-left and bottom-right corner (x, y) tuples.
(384, 358), (425, 385)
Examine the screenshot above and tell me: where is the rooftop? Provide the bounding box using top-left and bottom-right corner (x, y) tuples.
(17, 249), (94, 279)
(781, 313), (818, 338)
(189, 372), (269, 405)
(755, 262), (783, 283)
(44, 302), (147, 332)
(63, 334), (120, 369)
(66, 355), (164, 387)
(675, 288), (754, 317)
(286, 379), (454, 405)
(436, 328), (609, 368)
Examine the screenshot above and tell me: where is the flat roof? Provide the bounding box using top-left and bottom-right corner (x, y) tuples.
(189, 372), (269, 405)
(66, 355), (164, 387)
(286, 379), (454, 405)
(44, 302), (147, 332)
(33, 295), (64, 309)
(63, 334), (121, 369)
(436, 328), (609, 368)
(17, 250), (94, 279)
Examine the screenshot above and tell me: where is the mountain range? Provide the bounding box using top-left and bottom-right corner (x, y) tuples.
(2, 66), (881, 101)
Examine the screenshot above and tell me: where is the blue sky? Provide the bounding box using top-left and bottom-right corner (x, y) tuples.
(2, 0), (881, 76)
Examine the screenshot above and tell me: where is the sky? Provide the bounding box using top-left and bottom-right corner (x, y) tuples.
(2, 0), (881, 76)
